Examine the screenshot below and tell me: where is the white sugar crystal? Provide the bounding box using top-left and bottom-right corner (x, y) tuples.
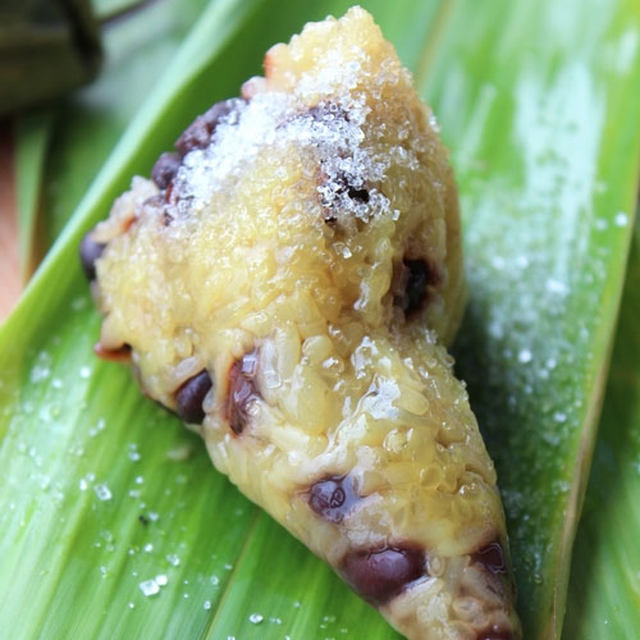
(71, 296), (87, 311)
(166, 443), (193, 461)
(249, 613), (264, 624)
(89, 419), (106, 438)
(169, 73), (408, 228)
(545, 278), (569, 295)
(30, 365), (50, 383)
(139, 579), (160, 596)
(491, 255), (506, 270)
(333, 242), (352, 258)
(94, 483), (112, 501)
(79, 366), (91, 379)
(553, 411), (567, 423)
(166, 553), (181, 567)
(204, 600), (212, 610)
(518, 349), (533, 364)
(156, 574), (168, 586)
(143, 543), (153, 552)
(614, 211), (628, 227)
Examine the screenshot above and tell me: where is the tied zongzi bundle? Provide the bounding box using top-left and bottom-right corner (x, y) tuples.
(0, 0), (100, 115)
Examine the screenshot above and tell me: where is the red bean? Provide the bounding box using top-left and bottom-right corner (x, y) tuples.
(341, 545), (425, 605)
(476, 627), (513, 640)
(393, 258), (438, 316)
(175, 370), (213, 424)
(472, 541), (507, 575)
(226, 350), (259, 434)
(175, 98), (246, 157)
(308, 475), (359, 523)
(151, 152), (181, 189)
(79, 231), (106, 282)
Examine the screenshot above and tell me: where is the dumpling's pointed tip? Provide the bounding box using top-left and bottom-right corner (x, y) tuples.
(374, 537), (520, 640)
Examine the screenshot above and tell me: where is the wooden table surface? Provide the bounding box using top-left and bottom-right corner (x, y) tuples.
(0, 121), (20, 322)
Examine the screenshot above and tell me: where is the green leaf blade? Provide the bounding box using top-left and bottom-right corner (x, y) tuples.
(0, 298), (259, 640)
(564, 213), (640, 638)
(14, 111), (53, 280)
(423, 0), (640, 636)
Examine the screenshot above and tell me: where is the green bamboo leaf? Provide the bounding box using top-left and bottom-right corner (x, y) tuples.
(563, 210), (640, 638)
(424, 1), (640, 636)
(1, 1), (639, 640)
(91, 0), (150, 22)
(14, 111), (53, 281)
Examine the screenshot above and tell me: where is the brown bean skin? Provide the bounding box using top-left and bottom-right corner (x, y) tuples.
(472, 541), (507, 575)
(341, 545), (425, 606)
(151, 152), (181, 189)
(94, 342), (132, 363)
(175, 98), (246, 157)
(393, 258), (439, 317)
(308, 475), (359, 523)
(175, 370), (213, 424)
(79, 231), (106, 282)
(476, 627), (513, 640)
(226, 350), (259, 434)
